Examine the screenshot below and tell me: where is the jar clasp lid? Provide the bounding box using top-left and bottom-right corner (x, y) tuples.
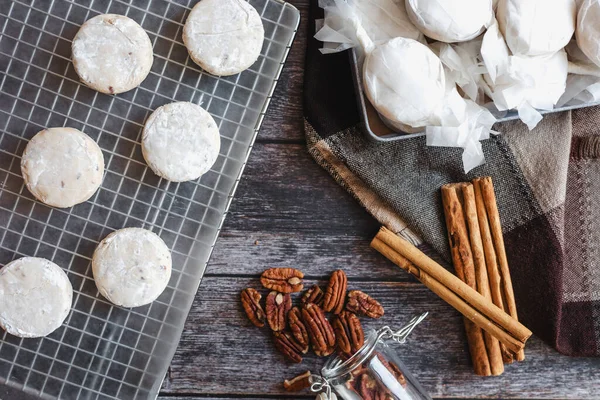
(377, 311), (429, 344)
(310, 312), (428, 400)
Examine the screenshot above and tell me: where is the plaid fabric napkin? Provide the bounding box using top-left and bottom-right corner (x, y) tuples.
(304, 0), (600, 356)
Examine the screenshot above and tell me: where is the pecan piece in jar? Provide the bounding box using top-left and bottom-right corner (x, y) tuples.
(300, 284), (324, 307)
(266, 291), (291, 331)
(273, 331), (306, 363)
(283, 370), (311, 392)
(288, 307), (309, 348)
(261, 267), (304, 293)
(333, 311), (364, 356)
(376, 353), (407, 387)
(322, 270), (348, 314)
(346, 290), (384, 318)
(358, 373), (387, 400)
(240, 288), (265, 327)
(302, 303), (336, 357)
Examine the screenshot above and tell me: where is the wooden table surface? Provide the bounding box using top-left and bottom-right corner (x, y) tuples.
(156, 1), (600, 399)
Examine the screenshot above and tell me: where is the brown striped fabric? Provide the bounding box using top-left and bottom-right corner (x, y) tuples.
(305, 0), (600, 356)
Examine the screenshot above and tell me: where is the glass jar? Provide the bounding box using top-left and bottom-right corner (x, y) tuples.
(311, 314), (431, 400)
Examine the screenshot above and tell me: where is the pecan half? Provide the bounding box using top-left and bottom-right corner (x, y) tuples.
(333, 311), (364, 356)
(300, 284), (324, 307)
(261, 268), (304, 293)
(283, 370), (311, 392)
(302, 303), (336, 357)
(240, 288), (265, 327)
(357, 373), (386, 400)
(322, 270), (348, 314)
(376, 353), (407, 387)
(266, 291), (291, 331)
(346, 290), (384, 318)
(273, 331), (306, 363)
(288, 307), (309, 349)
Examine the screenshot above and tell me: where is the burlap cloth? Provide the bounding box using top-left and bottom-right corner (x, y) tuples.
(304, 0), (600, 356)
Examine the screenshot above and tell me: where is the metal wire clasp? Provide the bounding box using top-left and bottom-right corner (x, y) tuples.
(377, 312), (429, 344)
(310, 374), (333, 400)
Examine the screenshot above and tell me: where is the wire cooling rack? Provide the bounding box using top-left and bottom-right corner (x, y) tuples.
(0, 0), (299, 399)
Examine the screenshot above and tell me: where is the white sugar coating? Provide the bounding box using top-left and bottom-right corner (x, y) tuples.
(142, 102), (221, 182)
(72, 14), (153, 94)
(0, 257), (72, 338)
(363, 37), (445, 130)
(576, 0), (600, 68)
(182, 0), (265, 76)
(92, 228), (172, 308)
(497, 0), (576, 56)
(405, 0), (493, 43)
(21, 127), (105, 208)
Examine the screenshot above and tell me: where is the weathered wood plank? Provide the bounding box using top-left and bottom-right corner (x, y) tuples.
(258, 0), (309, 142)
(208, 142), (412, 280)
(223, 144), (373, 235)
(161, 277), (600, 399)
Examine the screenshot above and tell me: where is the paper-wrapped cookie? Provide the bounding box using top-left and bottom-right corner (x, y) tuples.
(496, 0), (576, 56)
(405, 0), (493, 43)
(576, 0), (600, 68)
(481, 23), (568, 129)
(363, 37), (446, 131)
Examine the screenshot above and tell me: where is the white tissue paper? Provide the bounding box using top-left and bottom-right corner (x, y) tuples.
(434, 40), (488, 103)
(405, 0), (493, 43)
(491, 51), (569, 129)
(480, 20), (510, 84)
(496, 0), (576, 56)
(315, 0), (423, 54)
(423, 58), (497, 172)
(426, 90), (497, 172)
(480, 19), (569, 130)
(576, 0), (600, 68)
(558, 40), (600, 106)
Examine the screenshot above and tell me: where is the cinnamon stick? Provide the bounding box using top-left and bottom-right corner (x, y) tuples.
(473, 179), (512, 363)
(474, 177), (525, 362)
(372, 227), (531, 352)
(371, 237), (528, 354)
(441, 184), (492, 376)
(473, 180), (515, 363)
(460, 184), (504, 375)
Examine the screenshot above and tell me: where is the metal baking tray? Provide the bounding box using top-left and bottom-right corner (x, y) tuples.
(0, 0), (299, 399)
(350, 50), (600, 142)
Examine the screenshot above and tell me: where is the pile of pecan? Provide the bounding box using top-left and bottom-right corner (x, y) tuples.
(241, 268), (385, 387)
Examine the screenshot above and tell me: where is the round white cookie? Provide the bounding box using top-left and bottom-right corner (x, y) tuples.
(92, 228), (172, 308)
(142, 102), (221, 182)
(72, 14), (154, 94)
(182, 0), (265, 76)
(0, 257), (73, 338)
(21, 127), (105, 208)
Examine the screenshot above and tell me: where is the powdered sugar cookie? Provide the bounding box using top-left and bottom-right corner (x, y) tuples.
(142, 102), (221, 182)
(92, 228), (172, 308)
(0, 257), (73, 338)
(72, 14), (153, 94)
(183, 0), (265, 76)
(21, 127), (104, 208)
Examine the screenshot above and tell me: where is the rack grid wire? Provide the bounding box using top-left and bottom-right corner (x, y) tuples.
(0, 0), (300, 399)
